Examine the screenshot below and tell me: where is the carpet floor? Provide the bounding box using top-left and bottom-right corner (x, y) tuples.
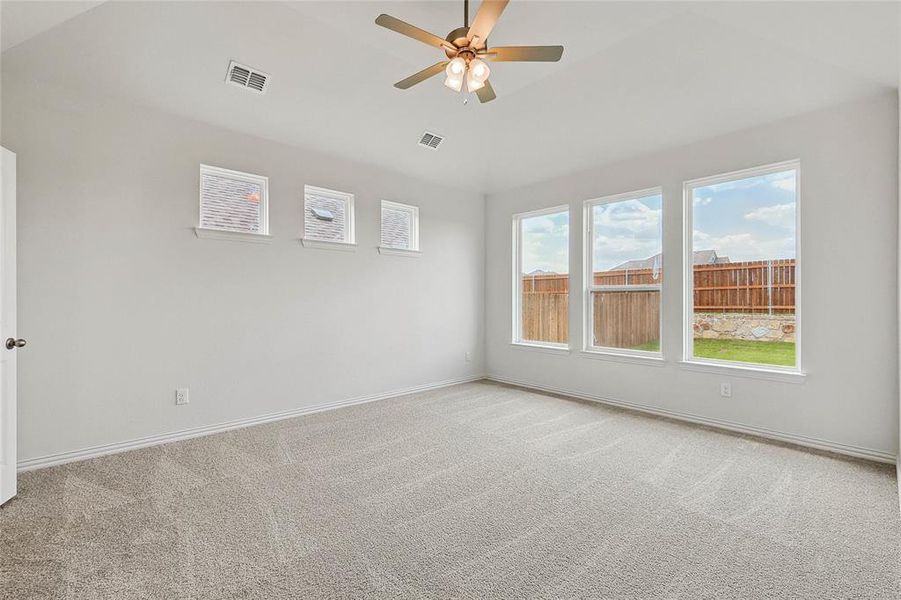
(1, 381), (899, 599)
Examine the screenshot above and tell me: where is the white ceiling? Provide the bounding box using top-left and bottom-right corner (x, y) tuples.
(0, 1), (104, 52)
(2, 1), (898, 193)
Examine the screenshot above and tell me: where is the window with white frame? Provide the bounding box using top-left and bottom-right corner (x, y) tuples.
(199, 165), (268, 234)
(513, 206), (570, 347)
(685, 160), (799, 370)
(380, 201), (419, 251)
(303, 185), (355, 244)
(585, 189), (663, 355)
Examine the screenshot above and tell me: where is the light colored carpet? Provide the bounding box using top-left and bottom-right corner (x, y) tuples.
(1, 381), (899, 599)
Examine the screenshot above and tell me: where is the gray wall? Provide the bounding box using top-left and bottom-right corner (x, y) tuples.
(486, 92), (899, 458)
(2, 77), (485, 462)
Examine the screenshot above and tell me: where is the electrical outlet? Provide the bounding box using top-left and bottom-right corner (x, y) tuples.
(175, 388), (189, 405)
(465, 351), (472, 363)
(720, 383), (732, 398)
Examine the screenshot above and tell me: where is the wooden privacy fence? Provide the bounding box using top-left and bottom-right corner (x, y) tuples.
(521, 259), (795, 345)
(692, 259), (795, 314)
(521, 272), (569, 343)
(590, 290), (659, 348)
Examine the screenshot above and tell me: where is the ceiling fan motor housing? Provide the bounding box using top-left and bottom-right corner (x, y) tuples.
(445, 27), (482, 59)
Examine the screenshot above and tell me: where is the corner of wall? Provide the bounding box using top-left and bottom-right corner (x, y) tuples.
(481, 190), (490, 376)
(896, 5), (900, 512)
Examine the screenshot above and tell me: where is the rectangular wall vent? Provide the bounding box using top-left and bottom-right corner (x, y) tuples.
(418, 131), (444, 150)
(225, 60), (269, 94)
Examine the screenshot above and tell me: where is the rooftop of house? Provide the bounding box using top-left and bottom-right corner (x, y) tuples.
(611, 250), (730, 271)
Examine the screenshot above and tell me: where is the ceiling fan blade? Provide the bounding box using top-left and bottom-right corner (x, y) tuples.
(476, 80), (497, 103)
(482, 46), (564, 62)
(467, 0), (509, 49)
(394, 61), (449, 90)
(375, 14), (456, 52)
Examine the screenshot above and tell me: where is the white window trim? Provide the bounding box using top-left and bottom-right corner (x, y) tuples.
(299, 238), (357, 252)
(198, 164), (269, 236)
(301, 185), (355, 245)
(678, 359), (805, 384)
(583, 187), (664, 359)
(509, 341), (571, 355)
(512, 204), (571, 350)
(682, 159), (804, 377)
(578, 349), (666, 367)
(194, 228), (273, 244)
(380, 200), (420, 252)
(378, 247), (421, 257)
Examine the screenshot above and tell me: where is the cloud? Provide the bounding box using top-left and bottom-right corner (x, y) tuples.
(522, 212), (570, 273)
(770, 176), (796, 192)
(591, 198), (662, 270)
(744, 202), (795, 228)
(693, 196), (712, 206)
(693, 229), (794, 262)
(522, 216), (557, 235)
(593, 199), (660, 233)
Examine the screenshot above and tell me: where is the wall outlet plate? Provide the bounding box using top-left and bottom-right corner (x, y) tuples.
(720, 383), (732, 398)
(175, 388), (189, 405)
(465, 351), (472, 363)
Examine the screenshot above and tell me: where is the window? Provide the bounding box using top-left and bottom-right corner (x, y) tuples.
(685, 160), (800, 370)
(585, 189), (663, 356)
(513, 206), (570, 348)
(303, 185), (355, 245)
(198, 165), (268, 235)
(380, 201), (419, 252)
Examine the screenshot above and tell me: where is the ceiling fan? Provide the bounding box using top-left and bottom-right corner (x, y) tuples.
(375, 0), (563, 103)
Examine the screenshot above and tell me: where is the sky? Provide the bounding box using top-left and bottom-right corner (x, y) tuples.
(520, 169), (796, 275)
(592, 195), (662, 271)
(521, 211), (569, 274)
(692, 169), (796, 263)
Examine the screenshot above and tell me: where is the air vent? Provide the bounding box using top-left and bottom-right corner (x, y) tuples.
(418, 131), (444, 150)
(225, 60), (269, 94)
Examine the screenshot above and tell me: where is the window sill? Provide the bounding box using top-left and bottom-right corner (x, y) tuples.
(579, 350), (665, 367)
(510, 342), (571, 356)
(679, 360), (806, 384)
(300, 239), (357, 252)
(194, 227), (272, 244)
(378, 247), (421, 257)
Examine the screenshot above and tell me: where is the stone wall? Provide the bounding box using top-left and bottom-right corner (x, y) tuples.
(693, 313), (796, 343)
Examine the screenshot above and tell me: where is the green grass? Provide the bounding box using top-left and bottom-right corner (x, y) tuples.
(632, 340), (661, 352)
(632, 338), (795, 367)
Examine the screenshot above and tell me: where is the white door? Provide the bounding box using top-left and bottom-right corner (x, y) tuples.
(0, 147), (18, 505)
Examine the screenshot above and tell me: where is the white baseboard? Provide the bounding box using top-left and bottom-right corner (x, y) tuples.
(17, 375), (485, 472)
(486, 375), (897, 465)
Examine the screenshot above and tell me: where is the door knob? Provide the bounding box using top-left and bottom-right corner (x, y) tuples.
(5, 338), (25, 350)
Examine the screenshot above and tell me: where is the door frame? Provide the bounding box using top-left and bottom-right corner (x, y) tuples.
(1, 146), (17, 505)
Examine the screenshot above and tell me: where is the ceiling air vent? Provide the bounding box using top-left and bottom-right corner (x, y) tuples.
(225, 60), (270, 94)
(418, 131), (444, 151)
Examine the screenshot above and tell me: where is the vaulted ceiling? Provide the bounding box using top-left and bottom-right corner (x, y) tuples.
(2, 1), (898, 193)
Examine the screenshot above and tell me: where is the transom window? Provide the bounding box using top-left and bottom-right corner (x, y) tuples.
(380, 201), (419, 251)
(684, 160), (800, 370)
(199, 164), (268, 235)
(303, 185), (355, 245)
(585, 189), (663, 356)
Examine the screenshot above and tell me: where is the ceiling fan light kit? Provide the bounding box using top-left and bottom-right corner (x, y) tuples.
(375, 0), (563, 103)
(444, 57), (466, 91)
(464, 58), (490, 92)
